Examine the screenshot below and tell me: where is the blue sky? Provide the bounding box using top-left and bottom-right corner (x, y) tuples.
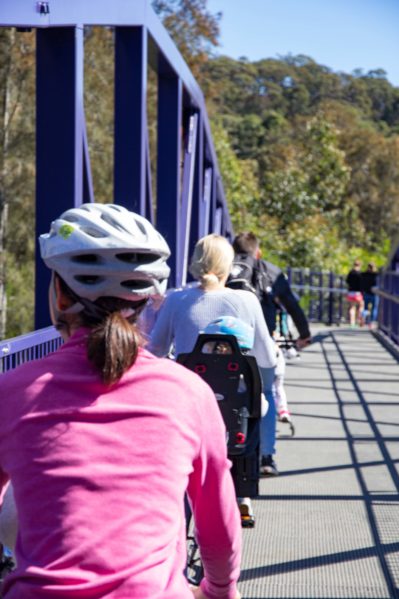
(206, 0), (399, 87)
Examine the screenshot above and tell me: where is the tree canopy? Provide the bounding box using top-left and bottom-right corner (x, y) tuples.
(1, 1), (398, 337)
(203, 54), (399, 269)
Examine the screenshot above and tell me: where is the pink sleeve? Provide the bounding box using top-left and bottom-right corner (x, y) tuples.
(187, 386), (241, 599)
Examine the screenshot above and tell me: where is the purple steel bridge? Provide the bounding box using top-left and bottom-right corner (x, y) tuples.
(0, 0), (398, 371)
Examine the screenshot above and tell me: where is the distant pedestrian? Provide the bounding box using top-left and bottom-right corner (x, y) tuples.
(362, 262), (378, 325)
(346, 260), (364, 327)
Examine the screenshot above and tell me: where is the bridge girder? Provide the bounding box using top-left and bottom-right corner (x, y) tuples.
(0, 0), (233, 328)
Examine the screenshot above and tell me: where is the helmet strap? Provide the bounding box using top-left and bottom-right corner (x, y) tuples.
(48, 272), (78, 337)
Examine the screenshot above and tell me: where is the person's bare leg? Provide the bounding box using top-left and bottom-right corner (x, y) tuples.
(349, 304), (356, 326)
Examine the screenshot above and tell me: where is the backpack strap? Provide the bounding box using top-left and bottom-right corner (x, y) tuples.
(227, 254), (257, 294)
(253, 259), (274, 299)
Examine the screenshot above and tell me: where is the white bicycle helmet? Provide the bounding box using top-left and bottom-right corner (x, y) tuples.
(39, 203), (170, 302)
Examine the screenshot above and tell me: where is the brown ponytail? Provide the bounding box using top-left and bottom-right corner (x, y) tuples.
(54, 273), (145, 385)
(87, 311), (142, 386)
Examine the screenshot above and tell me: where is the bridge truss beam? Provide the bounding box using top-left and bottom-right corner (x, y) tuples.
(0, 0), (233, 328)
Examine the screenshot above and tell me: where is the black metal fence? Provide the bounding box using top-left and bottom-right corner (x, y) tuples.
(377, 270), (399, 347)
(287, 268), (347, 325)
(0, 269), (349, 375)
(287, 267), (399, 353)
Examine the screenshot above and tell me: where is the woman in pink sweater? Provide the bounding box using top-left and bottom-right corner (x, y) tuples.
(0, 204), (241, 599)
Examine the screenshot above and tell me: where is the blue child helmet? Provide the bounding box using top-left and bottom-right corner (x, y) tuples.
(203, 316), (254, 351)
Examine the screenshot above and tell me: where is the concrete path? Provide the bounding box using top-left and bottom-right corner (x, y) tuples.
(240, 326), (399, 599)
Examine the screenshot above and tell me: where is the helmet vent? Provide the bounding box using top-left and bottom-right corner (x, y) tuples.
(81, 226), (108, 238)
(116, 252), (159, 264)
(74, 275), (102, 285)
(101, 213), (127, 233)
(135, 220), (147, 236)
(121, 280), (151, 290)
(72, 254), (100, 264)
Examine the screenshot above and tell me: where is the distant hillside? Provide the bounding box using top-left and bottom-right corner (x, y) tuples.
(201, 54), (399, 270)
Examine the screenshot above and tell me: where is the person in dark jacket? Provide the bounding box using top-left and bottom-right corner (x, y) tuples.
(232, 233), (311, 346)
(346, 259), (365, 327)
(231, 232), (311, 477)
(362, 262), (378, 324)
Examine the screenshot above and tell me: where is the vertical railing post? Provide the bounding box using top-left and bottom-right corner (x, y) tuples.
(145, 130), (154, 224)
(157, 69), (182, 287)
(35, 26), (84, 329)
(214, 206), (223, 235)
(318, 271), (323, 322)
(220, 205), (233, 241)
(209, 169), (218, 233)
(200, 167), (212, 239)
(180, 113), (198, 286)
(82, 113), (95, 204)
(188, 112), (203, 264)
(114, 26), (147, 216)
(309, 270), (314, 320)
(394, 273), (399, 343)
(339, 275), (345, 323)
(328, 271), (334, 325)
(388, 273), (392, 338)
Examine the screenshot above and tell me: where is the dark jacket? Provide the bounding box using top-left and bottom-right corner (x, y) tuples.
(231, 253), (311, 339)
(346, 269), (363, 293)
(362, 271), (377, 295)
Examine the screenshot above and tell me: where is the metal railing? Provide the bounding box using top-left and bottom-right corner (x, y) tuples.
(288, 267), (399, 351)
(377, 270), (399, 346)
(2, 269), (398, 374)
(0, 327), (62, 374)
(287, 268), (347, 325)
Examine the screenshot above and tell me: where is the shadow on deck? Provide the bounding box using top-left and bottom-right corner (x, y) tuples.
(239, 326), (399, 599)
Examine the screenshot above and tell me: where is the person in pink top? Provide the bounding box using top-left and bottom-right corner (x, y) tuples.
(0, 204), (241, 599)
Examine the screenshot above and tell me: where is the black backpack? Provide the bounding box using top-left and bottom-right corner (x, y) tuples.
(227, 254), (278, 335)
(227, 253), (274, 303)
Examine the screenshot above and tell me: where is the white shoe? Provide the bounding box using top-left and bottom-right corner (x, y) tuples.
(237, 497), (255, 528)
(286, 347), (299, 359)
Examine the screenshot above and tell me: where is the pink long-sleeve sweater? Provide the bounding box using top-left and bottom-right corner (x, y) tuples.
(0, 328), (241, 598)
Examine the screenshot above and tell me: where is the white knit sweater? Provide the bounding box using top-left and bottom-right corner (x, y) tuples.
(148, 286), (277, 369)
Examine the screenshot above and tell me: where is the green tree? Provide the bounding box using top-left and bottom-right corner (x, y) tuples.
(232, 113), (265, 160)
(0, 29), (36, 338)
(202, 56), (258, 115)
(152, 0), (221, 79)
(84, 27), (114, 203)
(204, 52), (398, 267)
(301, 114), (350, 212)
(260, 114), (350, 229)
(212, 120), (259, 232)
(0, 29), (13, 339)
